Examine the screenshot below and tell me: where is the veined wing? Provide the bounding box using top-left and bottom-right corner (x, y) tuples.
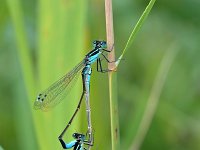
(34, 59), (85, 111)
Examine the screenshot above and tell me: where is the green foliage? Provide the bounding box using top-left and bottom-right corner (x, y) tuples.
(0, 0), (200, 150)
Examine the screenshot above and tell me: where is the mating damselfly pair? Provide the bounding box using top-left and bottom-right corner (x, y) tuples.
(34, 40), (116, 150)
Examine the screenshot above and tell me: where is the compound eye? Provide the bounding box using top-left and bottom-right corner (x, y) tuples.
(72, 133), (77, 138)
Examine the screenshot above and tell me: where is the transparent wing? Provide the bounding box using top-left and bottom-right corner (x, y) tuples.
(34, 59), (85, 111)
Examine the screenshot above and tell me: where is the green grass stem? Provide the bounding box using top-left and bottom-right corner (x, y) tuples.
(129, 44), (179, 150)
(105, 0), (120, 150)
(115, 0), (157, 67)
(7, 0), (37, 149)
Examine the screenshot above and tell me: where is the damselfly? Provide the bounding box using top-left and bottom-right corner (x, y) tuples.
(60, 133), (88, 150)
(34, 40), (115, 149)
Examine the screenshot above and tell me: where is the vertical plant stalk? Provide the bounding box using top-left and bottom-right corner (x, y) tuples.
(130, 45), (179, 150)
(105, 0), (120, 150)
(115, 0), (156, 67)
(7, 0), (37, 150)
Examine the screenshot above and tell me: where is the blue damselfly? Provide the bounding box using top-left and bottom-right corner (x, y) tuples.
(34, 40), (114, 149)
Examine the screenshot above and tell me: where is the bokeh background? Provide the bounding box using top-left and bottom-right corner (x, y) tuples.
(1, 0), (200, 150)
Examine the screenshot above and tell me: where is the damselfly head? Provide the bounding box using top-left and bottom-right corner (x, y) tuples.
(73, 133), (85, 140)
(93, 40), (107, 49)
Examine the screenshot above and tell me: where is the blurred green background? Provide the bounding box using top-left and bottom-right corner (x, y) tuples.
(1, 0), (200, 150)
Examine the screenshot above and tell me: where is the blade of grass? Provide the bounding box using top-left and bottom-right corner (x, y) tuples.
(7, 0), (37, 149)
(105, 0), (120, 150)
(7, 0), (35, 108)
(129, 44), (179, 150)
(115, 0), (157, 67)
(36, 0), (87, 149)
(36, 1), (56, 149)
